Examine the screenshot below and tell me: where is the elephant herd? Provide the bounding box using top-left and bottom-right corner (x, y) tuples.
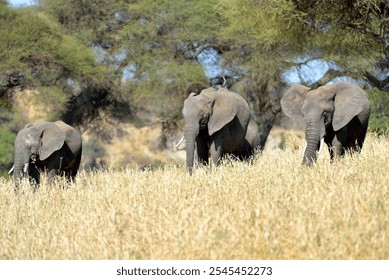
(182, 82), (370, 173)
(8, 81), (371, 191)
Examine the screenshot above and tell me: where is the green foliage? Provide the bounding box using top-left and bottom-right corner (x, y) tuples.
(0, 3), (109, 131)
(115, 0), (223, 73)
(128, 62), (207, 115)
(0, 128), (16, 176)
(37, 0), (126, 44)
(38, 0), (117, 29)
(218, 0), (382, 78)
(35, 0), (222, 119)
(1, 0), (388, 147)
(368, 89), (389, 135)
(35, 86), (70, 121)
(0, 7), (105, 79)
(126, 0), (223, 41)
(218, 0), (307, 47)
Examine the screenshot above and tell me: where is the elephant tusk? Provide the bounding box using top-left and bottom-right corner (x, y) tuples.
(316, 138), (325, 155)
(174, 136), (185, 151)
(23, 162), (29, 173)
(302, 141), (307, 155)
(222, 75), (227, 87)
(8, 165), (14, 175)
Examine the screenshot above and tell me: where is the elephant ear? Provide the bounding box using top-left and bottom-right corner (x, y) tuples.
(280, 84), (310, 124)
(332, 82), (368, 131)
(208, 95), (237, 136)
(39, 123), (66, 160)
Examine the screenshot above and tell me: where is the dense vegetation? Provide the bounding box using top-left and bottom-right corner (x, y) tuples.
(0, 0), (388, 171)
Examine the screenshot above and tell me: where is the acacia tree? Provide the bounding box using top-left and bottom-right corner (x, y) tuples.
(218, 0), (389, 132)
(220, 0), (388, 84)
(37, 1), (215, 128)
(0, 2), (111, 171)
(37, 0), (287, 147)
(0, 2), (108, 125)
(36, 0), (223, 142)
(5, 0), (388, 148)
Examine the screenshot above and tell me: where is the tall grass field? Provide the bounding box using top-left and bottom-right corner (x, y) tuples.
(0, 133), (388, 259)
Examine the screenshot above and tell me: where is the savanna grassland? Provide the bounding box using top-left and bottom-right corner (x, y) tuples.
(0, 133), (388, 260)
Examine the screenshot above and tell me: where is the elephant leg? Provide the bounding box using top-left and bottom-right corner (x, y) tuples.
(327, 145), (335, 161)
(349, 118), (368, 153)
(196, 138), (209, 166)
(71, 152), (82, 180)
(324, 129), (335, 161)
(327, 140), (344, 161)
(356, 127), (367, 152)
(209, 139), (223, 166)
(44, 156), (60, 185)
(45, 169), (57, 185)
(324, 128), (345, 162)
(238, 139), (254, 160)
(28, 164), (40, 190)
(332, 129), (347, 160)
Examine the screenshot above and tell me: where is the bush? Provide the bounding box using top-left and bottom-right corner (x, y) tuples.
(368, 89), (389, 135)
(0, 128), (16, 177)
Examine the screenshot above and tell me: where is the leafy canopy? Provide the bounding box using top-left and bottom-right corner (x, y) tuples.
(0, 4), (105, 82)
(218, 0), (383, 79)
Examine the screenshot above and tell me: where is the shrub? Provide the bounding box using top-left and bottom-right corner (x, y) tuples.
(0, 128), (16, 177)
(368, 88), (389, 135)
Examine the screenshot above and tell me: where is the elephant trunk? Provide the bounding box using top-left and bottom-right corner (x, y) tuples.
(12, 146), (30, 191)
(184, 125), (199, 175)
(303, 126), (322, 166)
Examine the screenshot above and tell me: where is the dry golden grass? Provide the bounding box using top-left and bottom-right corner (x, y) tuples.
(0, 133), (388, 260)
(82, 121), (186, 169)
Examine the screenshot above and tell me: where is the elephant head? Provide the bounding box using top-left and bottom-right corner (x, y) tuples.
(281, 81), (370, 165)
(10, 121), (82, 191)
(182, 87), (250, 174)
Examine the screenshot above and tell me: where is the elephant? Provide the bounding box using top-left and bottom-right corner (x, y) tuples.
(240, 119), (262, 157)
(175, 119), (260, 157)
(281, 81), (370, 165)
(9, 120), (82, 191)
(182, 87), (250, 174)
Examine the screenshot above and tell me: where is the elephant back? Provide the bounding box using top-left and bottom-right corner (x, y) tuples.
(54, 121), (82, 155)
(217, 88), (250, 117)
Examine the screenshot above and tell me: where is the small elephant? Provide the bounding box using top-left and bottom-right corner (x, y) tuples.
(281, 81), (370, 165)
(9, 120), (82, 191)
(182, 87), (250, 174)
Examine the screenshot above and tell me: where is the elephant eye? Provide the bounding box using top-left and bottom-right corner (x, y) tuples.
(323, 111), (329, 124)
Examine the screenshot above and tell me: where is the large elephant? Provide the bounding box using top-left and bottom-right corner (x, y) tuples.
(9, 120), (82, 191)
(175, 119), (260, 159)
(281, 81), (370, 165)
(182, 87), (250, 174)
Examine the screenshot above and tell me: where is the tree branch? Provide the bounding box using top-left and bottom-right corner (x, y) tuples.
(364, 71), (389, 90)
(309, 68), (347, 89)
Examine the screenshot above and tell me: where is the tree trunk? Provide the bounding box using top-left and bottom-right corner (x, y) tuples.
(245, 77), (283, 151)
